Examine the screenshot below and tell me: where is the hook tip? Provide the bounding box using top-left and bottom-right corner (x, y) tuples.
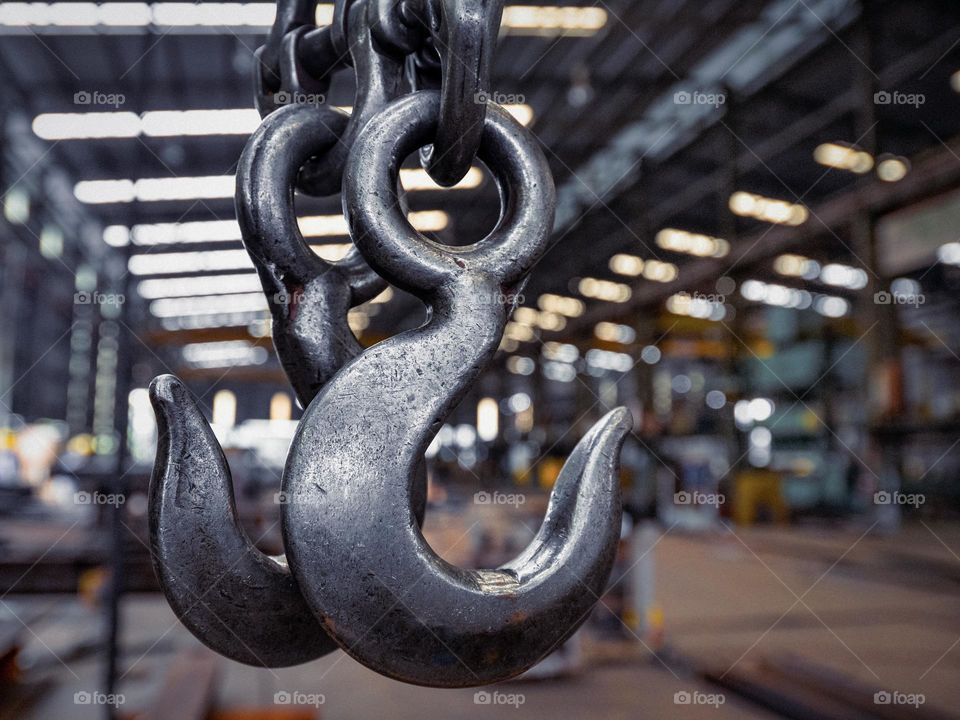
(591, 406), (633, 453)
(148, 374), (186, 409)
(605, 405), (634, 433)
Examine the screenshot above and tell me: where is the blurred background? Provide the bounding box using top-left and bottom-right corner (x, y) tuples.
(2, 0), (960, 718)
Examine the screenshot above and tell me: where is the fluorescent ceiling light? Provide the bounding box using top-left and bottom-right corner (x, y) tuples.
(594, 322), (636, 344)
(141, 108), (260, 136)
(34, 106), (533, 141)
(33, 111), (141, 139)
(740, 278), (849, 317)
(876, 155), (909, 183)
(160, 311), (265, 331)
(150, 292), (267, 318)
(1, 3), (604, 35)
(77, 170), (482, 204)
(511, 306), (566, 332)
(537, 293), (584, 317)
(106, 210), (447, 246)
(137, 273), (260, 299)
(398, 167), (483, 191)
(128, 242), (387, 275)
(666, 292), (726, 321)
(129, 248), (252, 275)
(578, 277), (632, 303)
(500, 6), (606, 35)
(773, 254), (867, 289)
(182, 340), (268, 368)
(607, 254), (679, 282)
(729, 191), (808, 226)
(813, 143), (874, 174)
(655, 228), (730, 258)
(609, 253), (644, 277)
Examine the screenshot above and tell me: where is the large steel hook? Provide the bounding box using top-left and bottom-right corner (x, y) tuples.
(148, 104), (426, 667)
(281, 91), (632, 687)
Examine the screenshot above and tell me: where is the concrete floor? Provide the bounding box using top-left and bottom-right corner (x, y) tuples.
(6, 520), (960, 719)
(658, 521), (960, 714)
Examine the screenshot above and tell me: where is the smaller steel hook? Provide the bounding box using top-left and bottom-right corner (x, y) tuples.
(236, 103), (383, 405)
(281, 91), (632, 687)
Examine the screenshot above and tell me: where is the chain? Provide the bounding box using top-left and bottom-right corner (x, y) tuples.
(253, 0), (504, 188)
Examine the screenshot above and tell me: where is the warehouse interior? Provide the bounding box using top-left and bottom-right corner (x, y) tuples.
(2, 0), (960, 717)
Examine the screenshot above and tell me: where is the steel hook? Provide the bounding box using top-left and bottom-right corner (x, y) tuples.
(280, 91), (632, 687)
(148, 103), (426, 667)
(236, 103), (383, 405)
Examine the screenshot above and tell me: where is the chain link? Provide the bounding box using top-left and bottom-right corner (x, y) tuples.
(253, 0), (503, 188)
